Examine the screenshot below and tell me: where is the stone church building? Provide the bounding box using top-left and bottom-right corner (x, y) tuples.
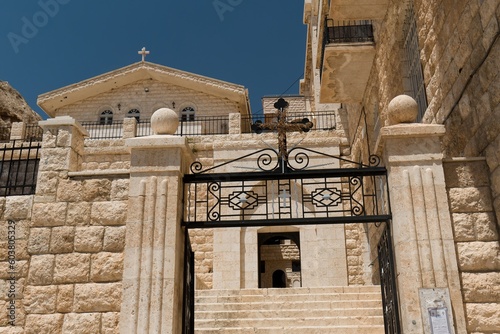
(0, 0), (499, 333)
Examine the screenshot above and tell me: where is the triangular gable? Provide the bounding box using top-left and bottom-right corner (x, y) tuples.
(37, 61), (250, 117)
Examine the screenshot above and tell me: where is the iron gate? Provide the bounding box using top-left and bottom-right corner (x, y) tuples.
(181, 147), (400, 333)
(378, 224), (401, 334)
(182, 232), (195, 334)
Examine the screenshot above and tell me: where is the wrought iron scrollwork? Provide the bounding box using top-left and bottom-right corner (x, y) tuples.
(208, 182), (221, 221)
(189, 146), (383, 174)
(190, 161), (203, 174)
(256, 151), (279, 172)
(288, 150), (310, 170)
(369, 155), (381, 167)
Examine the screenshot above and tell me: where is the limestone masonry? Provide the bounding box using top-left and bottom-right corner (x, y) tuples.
(0, 0), (499, 333)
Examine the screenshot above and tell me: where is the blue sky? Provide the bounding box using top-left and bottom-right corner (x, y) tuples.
(1, 0), (307, 119)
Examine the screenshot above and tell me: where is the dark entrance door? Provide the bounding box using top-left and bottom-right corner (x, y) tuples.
(272, 270), (286, 288)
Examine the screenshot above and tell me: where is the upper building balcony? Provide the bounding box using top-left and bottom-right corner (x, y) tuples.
(329, 0), (388, 21)
(320, 19), (376, 103)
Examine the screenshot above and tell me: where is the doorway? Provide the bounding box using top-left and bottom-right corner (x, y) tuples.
(258, 232), (301, 288)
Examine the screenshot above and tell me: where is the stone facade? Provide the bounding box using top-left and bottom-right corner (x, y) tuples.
(0, 119), (126, 333)
(445, 159), (500, 333)
(302, 0), (499, 333)
(0, 0), (498, 332)
(56, 80), (242, 123)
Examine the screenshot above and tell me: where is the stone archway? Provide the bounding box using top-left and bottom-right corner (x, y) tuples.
(258, 232), (301, 288)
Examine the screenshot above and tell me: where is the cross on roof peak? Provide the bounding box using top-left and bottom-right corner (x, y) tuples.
(138, 47), (150, 62)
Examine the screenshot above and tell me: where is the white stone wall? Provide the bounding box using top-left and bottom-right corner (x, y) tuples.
(262, 96), (306, 114)
(55, 80), (242, 122)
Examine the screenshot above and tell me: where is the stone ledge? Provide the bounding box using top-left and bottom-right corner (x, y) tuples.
(39, 116), (89, 137)
(68, 169), (130, 178)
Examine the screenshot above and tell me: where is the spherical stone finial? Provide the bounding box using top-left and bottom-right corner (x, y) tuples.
(387, 95), (418, 125)
(151, 108), (179, 135)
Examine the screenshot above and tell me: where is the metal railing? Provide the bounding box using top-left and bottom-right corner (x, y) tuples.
(80, 112), (335, 139)
(0, 126), (11, 143)
(81, 121), (124, 139)
(24, 124), (43, 142)
(241, 111), (336, 134)
(137, 116), (230, 137)
(0, 140), (41, 196)
(324, 19), (374, 44)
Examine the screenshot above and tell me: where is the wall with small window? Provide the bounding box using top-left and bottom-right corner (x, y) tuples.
(53, 79), (241, 124)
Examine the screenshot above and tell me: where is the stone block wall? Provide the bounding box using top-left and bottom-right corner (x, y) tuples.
(55, 80), (242, 123)
(262, 96), (306, 114)
(21, 171), (127, 334)
(0, 123), (128, 333)
(445, 159), (500, 333)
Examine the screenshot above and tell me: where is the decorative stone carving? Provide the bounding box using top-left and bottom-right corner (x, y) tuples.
(386, 95), (418, 125)
(150, 107), (179, 135)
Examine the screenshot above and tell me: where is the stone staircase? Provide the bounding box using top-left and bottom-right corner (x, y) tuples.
(195, 286), (385, 333)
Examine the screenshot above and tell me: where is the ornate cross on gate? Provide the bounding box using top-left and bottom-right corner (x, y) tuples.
(252, 98), (313, 172)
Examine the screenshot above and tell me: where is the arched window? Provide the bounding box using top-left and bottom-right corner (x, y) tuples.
(99, 110), (113, 125)
(181, 106), (195, 122)
(127, 109), (140, 122)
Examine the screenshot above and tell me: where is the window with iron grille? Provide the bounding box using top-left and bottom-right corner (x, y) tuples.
(99, 110), (113, 125)
(403, 3), (428, 122)
(0, 141), (40, 196)
(127, 109), (140, 122)
(181, 107), (195, 122)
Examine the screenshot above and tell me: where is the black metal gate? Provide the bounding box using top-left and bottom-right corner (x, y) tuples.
(182, 232), (195, 334)
(0, 140), (41, 196)
(181, 145), (400, 333)
(378, 224), (401, 334)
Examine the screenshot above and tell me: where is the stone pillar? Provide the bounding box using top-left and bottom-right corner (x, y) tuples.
(123, 117), (138, 139)
(10, 122), (25, 140)
(37, 117), (87, 201)
(376, 97), (467, 334)
(120, 108), (194, 334)
(228, 113), (241, 134)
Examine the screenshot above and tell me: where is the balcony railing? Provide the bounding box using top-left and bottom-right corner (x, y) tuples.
(24, 124), (43, 142)
(324, 19), (374, 44)
(137, 116), (230, 137)
(0, 126), (11, 143)
(81, 121), (124, 139)
(78, 112), (336, 140)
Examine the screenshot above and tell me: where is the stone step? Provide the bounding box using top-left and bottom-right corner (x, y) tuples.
(195, 315), (384, 328)
(194, 286), (385, 333)
(195, 286), (381, 297)
(195, 292), (381, 304)
(194, 325), (385, 334)
(196, 307), (383, 319)
(196, 299), (382, 311)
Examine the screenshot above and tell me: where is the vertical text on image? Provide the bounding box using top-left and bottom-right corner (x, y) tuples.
(6, 220), (16, 326)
